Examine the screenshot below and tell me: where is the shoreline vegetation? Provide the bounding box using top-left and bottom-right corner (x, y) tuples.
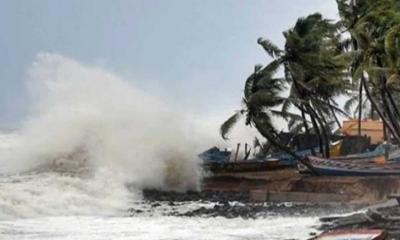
(179, 0), (400, 238)
(218, 1), (400, 238)
(221, 0), (400, 162)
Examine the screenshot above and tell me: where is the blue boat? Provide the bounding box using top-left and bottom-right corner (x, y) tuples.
(332, 143), (399, 160)
(268, 148), (319, 166)
(304, 156), (400, 176)
(198, 147), (231, 163)
(198, 147), (289, 173)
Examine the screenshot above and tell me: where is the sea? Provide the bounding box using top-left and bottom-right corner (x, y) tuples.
(0, 53), (331, 240)
(0, 131), (324, 240)
(0, 173), (322, 240)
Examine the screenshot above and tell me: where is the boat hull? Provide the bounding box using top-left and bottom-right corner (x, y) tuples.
(204, 160), (288, 173)
(304, 156), (400, 176)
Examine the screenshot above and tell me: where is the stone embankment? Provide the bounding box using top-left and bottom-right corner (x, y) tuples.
(202, 169), (400, 204)
(140, 170), (400, 223)
(141, 188), (354, 218)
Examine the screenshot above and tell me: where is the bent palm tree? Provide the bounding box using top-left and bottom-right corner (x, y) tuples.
(220, 65), (303, 156)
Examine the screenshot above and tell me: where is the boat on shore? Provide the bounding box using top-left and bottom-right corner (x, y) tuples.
(203, 158), (288, 173)
(301, 156), (400, 176)
(199, 142), (400, 174)
(331, 143), (400, 161)
(199, 147), (290, 173)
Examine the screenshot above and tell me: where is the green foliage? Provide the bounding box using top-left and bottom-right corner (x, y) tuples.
(221, 0), (400, 154)
(220, 111), (242, 140)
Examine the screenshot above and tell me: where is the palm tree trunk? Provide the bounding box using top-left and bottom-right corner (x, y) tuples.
(328, 99), (342, 129)
(253, 119), (320, 175)
(308, 105), (330, 158)
(315, 105), (329, 130)
(362, 74), (400, 142)
(290, 78), (324, 156)
(386, 88), (400, 119)
(308, 110), (324, 156)
(314, 105), (332, 158)
(358, 79), (363, 136)
(300, 106), (316, 155)
(376, 59), (400, 141)
(380, 81), (400, 137)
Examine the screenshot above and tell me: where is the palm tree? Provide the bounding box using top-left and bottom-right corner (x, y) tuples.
(221, 13), (350, 162)
(220, 65), (303, 159)
(337, 0), (400, 143)
(337, 0), (375, 136)
(257, 13), (350, 157)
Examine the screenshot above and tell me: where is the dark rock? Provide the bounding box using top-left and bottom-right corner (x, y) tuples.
(151, 203), (161, 208)
(127, 208), (144, 215)
(140, 188), (354, 220)
(142, 189), (249, 203)
(318, 204), (400, 238)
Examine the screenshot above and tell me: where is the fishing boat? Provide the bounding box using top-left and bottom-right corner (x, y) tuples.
(269, 143), (399, 167)
(267, 148), (318, 166)
(198, 147), (232, 163)
(315, 229), (387, 240)
(203, 158), (288, 173)
(332, 143), (399, 161)
(301, 155), (400, 176)
(199, 147), (288, 173)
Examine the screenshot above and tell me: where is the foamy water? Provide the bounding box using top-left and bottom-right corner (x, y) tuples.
(0, 53), (322, 239)
(0, 160), (320, 239)
(0, 131), (321, 240)
(0, 143), (321, 239)
(0, 170), (320, 239)
(0, 215), (319, 240)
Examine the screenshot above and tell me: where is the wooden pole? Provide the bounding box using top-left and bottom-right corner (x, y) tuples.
(234, 143), (241, 162)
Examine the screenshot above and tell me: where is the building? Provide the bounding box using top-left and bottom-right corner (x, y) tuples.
(341, 119), (384, 144)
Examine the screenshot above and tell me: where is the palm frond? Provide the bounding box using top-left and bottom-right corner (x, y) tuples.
(344, 95), (359, 114)
(257, 38), (282, 58)
(261, 59), (283, 77)
(220, 111), (243, 140)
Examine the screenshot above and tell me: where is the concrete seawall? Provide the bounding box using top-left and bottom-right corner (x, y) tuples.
(202, 170), (400, 204)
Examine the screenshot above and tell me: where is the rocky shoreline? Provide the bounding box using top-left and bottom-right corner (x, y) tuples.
(142, 189), (249, 203)
(132, 189), (400, 238)
(318, 199), (400, 239)
(137, 189), (359, 219)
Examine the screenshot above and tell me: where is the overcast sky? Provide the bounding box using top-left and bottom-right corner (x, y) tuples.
(0, 0), (339, 128)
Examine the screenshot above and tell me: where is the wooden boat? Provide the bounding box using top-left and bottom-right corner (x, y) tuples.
(332, 143), (398, 161)
(267, 148), (318, 166)
(315, 229), (387, 240)
(199, 147), (289, 173)
(203, 158), (288, 173)
(301, 156), (400, 176)
(270, 143), (399, 167)
(198, 147), (231, 163)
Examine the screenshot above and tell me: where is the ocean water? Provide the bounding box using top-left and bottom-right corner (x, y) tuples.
(0, 53), (324, 239)
(0, 216), (319, 240)
(0, 133), (321, 240)
(0, 175), (320, 240)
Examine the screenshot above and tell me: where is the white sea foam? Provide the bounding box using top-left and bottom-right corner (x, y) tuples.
(1, 53), (207, 188)
(0, 171), (133, 219)
(0, 53), (327, 240)
(0, 215), (320, 240)
(0, 53), (220, 219)
(0, 53), (323, 240)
